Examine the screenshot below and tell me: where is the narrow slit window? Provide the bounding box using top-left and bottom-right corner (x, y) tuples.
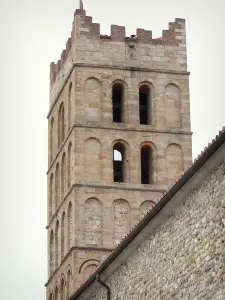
(139, 85), (151, 125)
(50, 117), (54, 161)
(58, 103), (65, 147)
(112, 83), (123, 123)
(68, 83), (72, 130)
(55, 163), (60, 207)
(113, 143), (125, 182)
(141, 146), (153, 184)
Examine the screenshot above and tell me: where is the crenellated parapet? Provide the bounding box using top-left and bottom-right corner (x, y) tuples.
(50, 3), (186, 88)
(135, 18), (185, 45)
(50, 36), (72, 87)
(74, 16), (185, 44)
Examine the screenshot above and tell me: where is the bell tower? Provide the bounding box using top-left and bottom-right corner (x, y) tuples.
(46, 2), (192, 299)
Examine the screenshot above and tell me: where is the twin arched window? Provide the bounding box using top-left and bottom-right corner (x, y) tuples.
(113, 142), (153, 184)
(112, 83), (151, 125)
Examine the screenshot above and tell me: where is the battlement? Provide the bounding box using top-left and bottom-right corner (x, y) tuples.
(50, 36), (72, 86)
(50, 2), (186, 87)
(99, 18), (185, 45)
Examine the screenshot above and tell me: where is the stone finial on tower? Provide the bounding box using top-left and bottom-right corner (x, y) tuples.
(75, 0), (86, 16)
(80, 0), (84, 10)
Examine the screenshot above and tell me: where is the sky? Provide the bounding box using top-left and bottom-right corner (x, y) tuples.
(0, 0), (224, 299)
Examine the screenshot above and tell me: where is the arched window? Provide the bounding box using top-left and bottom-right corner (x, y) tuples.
(61, 153), (66, 198)
(139, 84), (151, 125)
(60, 277), (65, 300)
(141, 145), (153, 184)
(68, 83), (72, 130)
(49, 174), (53, 219)
(50, 117), (54, 161)
(55, 221), (59, 268)
(58, 102), (65, 147)
(112, 83), (124, 123)
(61, 212), (65, 259)
(113, 143), (126, 183)
(55, 285), (59, 300)
(67, 269), (71, 299)
(67, 143), (72, 188)
(55, 163), (60, 208)
(67, 202), (72, 251)
(50, 230), (54, 274)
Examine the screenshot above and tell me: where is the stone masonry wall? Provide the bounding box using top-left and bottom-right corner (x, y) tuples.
(81, 160), (225, 300)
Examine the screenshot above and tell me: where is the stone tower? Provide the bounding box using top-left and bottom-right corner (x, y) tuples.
(46, 2), (192, 299)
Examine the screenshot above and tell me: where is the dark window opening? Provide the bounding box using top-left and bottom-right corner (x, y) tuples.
(141, 146), (152, 184)
(61, 106), (65, 141)
(113, 144), (125, 182)
(58, 103), (65, 147)
(139, 85), (150, 125)
(112, 84), (123, 123)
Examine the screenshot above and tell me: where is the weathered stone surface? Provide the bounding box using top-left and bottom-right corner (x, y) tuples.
(82, 160), (225, 300)
(85, 198), (102, 245)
